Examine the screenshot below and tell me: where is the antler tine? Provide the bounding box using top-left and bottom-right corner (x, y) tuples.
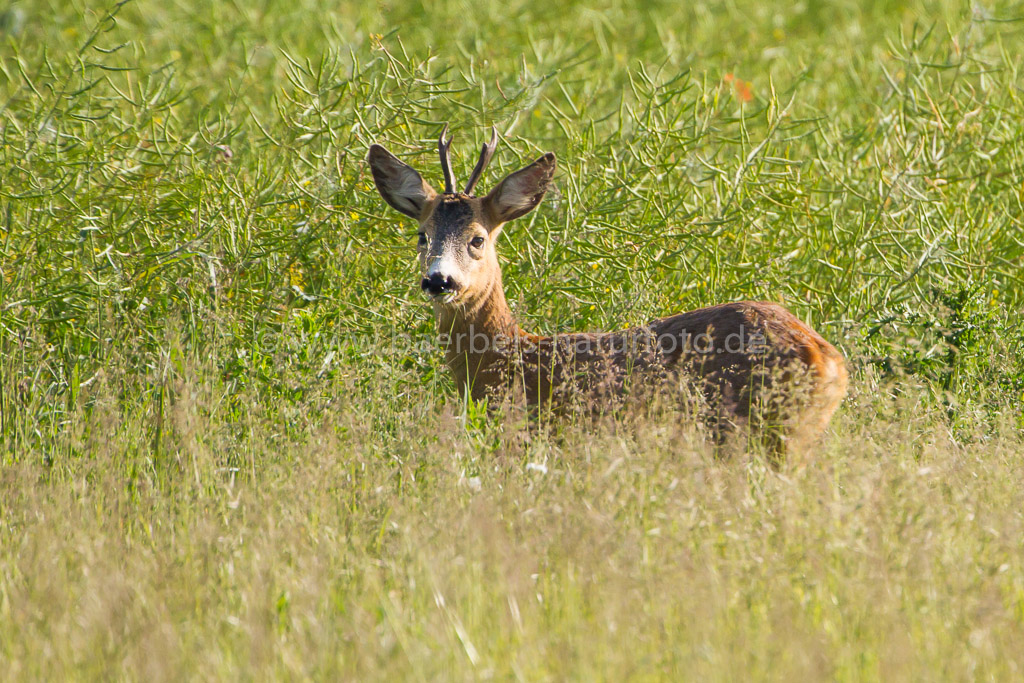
(438, 124), (456, 194)
(463, 126), (498, 196)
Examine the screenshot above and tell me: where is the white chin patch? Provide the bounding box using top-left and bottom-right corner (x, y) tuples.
(424, 290), (459, 305)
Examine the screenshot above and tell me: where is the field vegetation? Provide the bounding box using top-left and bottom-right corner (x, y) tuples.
(1, 0), (1024, 678)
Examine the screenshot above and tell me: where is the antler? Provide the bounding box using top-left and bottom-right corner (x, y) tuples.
(438, 124), (456, 194)
(463, 126), (498, 196)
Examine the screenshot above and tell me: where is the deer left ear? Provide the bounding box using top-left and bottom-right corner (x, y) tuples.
(367, 145), (438, 220)
(483, 152), (556, 227)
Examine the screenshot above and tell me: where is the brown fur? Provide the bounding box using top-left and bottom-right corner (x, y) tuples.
(368, 137), (848, 453)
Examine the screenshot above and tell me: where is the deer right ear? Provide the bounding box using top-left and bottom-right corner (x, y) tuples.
(483, 152), (556, 226)
(367, 145), (437, 220)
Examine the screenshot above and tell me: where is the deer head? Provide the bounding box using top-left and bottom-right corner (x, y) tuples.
(368, 126), (556, 310)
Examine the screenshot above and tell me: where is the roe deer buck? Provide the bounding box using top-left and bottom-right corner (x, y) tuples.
(368, 126), (848, 452)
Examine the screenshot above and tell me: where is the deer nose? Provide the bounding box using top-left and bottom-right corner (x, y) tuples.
(421, 273), (458, 296)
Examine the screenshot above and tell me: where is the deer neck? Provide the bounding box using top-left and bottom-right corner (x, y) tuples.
(433, 271), (521, 388)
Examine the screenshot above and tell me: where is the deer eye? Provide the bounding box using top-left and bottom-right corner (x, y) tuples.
(469, 236), (485, 249)
(417, 232), (427, 247)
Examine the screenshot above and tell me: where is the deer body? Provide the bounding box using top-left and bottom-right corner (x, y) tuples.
(368, 128), (847, 450)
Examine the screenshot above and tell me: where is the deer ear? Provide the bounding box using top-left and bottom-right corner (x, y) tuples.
(367, 145), (437, 220)
(483, 152), (556, 226)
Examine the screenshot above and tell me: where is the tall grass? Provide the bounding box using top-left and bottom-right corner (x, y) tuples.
(1, 0), (1023, 678)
